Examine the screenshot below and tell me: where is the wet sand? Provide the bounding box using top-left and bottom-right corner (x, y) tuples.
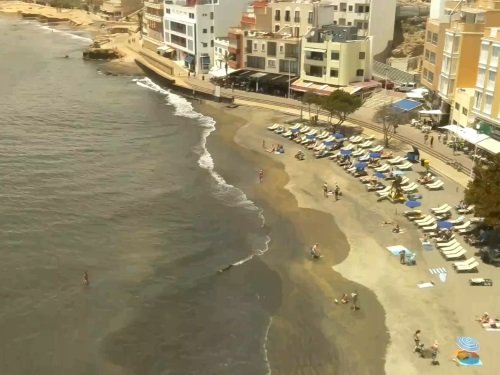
(197, 102), (388, 375)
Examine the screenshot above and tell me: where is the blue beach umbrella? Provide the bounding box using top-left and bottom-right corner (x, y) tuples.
(306, 134), (315, 140)
(375, 172), (386, 179)
(437, 220), (453, 229)
(456, 337), (480, 352)
(370, 152), (381, 159)
(405, 201), (421, 209)
(324, 141), (334, 147)
(334, 133), (345, 139)
(291, 128), (300, 133)
(355, 162), (367, 170)
(340, 149), (352, 156)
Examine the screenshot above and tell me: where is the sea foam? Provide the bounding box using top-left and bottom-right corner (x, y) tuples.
(134, 78), (270, 260)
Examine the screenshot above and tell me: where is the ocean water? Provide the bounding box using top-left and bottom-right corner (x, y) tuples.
(0, 17), (275, 375)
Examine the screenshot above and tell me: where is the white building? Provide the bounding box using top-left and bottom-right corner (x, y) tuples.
(163, 0), (249, 74)
(329, 0), (397, 59)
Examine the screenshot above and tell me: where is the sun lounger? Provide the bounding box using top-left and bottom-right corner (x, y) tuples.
(374, 164), (390, 172)
(359, 153), (370, 162)
(359, 140), (374, 148)
(435, 234), (456, 243)
(448, 215), (465, 225)
(267, 123), (280, 130)
(458, 225), (475, 235)
(416, 218), (435, 227)
(352, 149), (365, 157)
(376, 186), (392, 196)
(290, 123), (302, 130)
(457, 204), (474, 214)
(422, 223), (437, 232)
(440, 242), (462, 252)
(431, 204), (451, 213)
(397, 161), (413, 170)
(349, 135), (363, 143)
(388, 156), (405, 164)
(323, 135), (335, 142)
(443, 248), (467, 260)
(317, 131), (329, 139)
(280, 130), (290, 138)
(370, 145), (384, 152)
(365, 135), (375, 141)
(401, 183), (418, 192)
(346, 166), (356, 174)
(366, 183), (385, 191)
(453, 257), (479, 272)
(299, 126), (310, 133)
(454, 221), (471, 231)
(426, 180), (444, 190)
(436, 239), (459, 248)
(274, 126), (285, 134)
(414, 215), (432, 224)
(399, 176), (410, 186)
(341, 144), (354, 151)
(403, 210), (422, 217)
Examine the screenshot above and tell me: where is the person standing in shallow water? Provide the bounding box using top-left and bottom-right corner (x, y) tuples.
(351, 290), (358, 310)
(258, 169), (264, 183)
(83, 271), (89, 287)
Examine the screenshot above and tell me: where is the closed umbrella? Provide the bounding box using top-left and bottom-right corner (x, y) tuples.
(456, 337), (480, 352)
(437, 221), (453, 229)
(405, 201), (421, 209)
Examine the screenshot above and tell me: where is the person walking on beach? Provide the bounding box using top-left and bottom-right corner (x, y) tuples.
(310, 243), (321, 259)
(258, 169), (264, 184)
(399, 249), (406, 264)
(430, 340), (439, 365)
(351, 290), (358, 311)
(430, 135), (434, 148)
(83, 271), (89, 287)
(424, 134), (429, 144)
(323, 183), (329, 198)
(413, 330), (421, 353)
(334, 184), (340, 201)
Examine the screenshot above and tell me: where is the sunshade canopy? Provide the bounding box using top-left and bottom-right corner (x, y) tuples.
(393, 99), (423, 112)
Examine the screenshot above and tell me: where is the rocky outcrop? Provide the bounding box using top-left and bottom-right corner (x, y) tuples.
(83, 48), (122, 60)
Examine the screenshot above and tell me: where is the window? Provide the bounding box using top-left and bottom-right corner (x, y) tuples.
(474, 91), (483, 109)
(210, 12), (214, 20)
(308, 11), (313, 24)
(210, 26), (214, 33)
(189, 13), (194, 19)
(462, 107), (468, 116)
(261, 43), (265, 52)
(426, 30), (432, 42)
(275, 10), (280, 21)
(487, 70), (496, 91)
(455, 102), (460, 110)
(202, 42), (208, 48)
(202, 28), (207, 34)
(275, 24), (280, 32)
(484, 94), (493, 114)
(477, 68), (486, 87)
(279, 45), (284, 53)
(479, 44), (489, 64)
(423, 68), (428, 79)
(425, 49), (430, 61)
(331, 51), (339, 60)
(294, 11), (300, 23)
(166, 9), (171, 14)
(348, 5), (353, 11)
(428, 71), (434, 82)
(294, 27), (300, 37)
(347, 22), (352, 26)
(253, 43), (257, 51)
(247, 56), (265, 69)
(267, 59), (276, 68)
(267, 41), (277, 57)
(431, 33), (438, 45)
(333, 5), (338, 11)
(285, 10), (290, 22)
(430, 52), (436, 64)
(359, 52), (365, 59)
(356, 69), (364, 76)
(333, 20), (337, 25)
(330, 69), (338, 77)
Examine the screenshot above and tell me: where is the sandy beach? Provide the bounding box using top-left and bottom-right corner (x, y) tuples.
(199, 100), (500, 374)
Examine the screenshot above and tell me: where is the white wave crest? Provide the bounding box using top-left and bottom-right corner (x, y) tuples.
(35, 23), (92, 43)
(134, 78), (270, 257)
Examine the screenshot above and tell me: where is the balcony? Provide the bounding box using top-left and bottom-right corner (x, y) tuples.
(145, 1), (163, 9)
(145, 13), (163, 23)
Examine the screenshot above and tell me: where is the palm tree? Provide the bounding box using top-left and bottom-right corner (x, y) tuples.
(223, 51), (234, 77)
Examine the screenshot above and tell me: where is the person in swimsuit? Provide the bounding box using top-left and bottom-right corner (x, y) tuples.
(83, 271), (89, 286)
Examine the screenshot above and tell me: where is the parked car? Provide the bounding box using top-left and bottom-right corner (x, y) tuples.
(394, 82), (418, 92)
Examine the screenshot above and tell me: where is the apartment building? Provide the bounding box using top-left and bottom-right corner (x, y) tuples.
(292, 25), (372, 92)
(451, 87), (475, 126)
(163, 0), (248, 73)
(472, 27), (500, 140)
(143, 0), (164, 50)
(329, 0), (397, 58)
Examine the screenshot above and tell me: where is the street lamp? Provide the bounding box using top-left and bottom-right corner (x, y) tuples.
(288, 59), (292, 98)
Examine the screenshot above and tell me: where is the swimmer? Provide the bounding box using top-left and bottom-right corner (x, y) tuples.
(83, 271), (89, 286)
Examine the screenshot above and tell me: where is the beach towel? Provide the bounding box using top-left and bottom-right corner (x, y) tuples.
(456, 358), (483, 366)
(429, 267), (447, 275)
(439, 273), (447, 283)
(386, 245), (412, 256)
(417, 282), (434, 289)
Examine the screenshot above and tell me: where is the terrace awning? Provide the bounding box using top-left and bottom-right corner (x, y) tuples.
(477, 137), (500, 155)
(440, 125), (490, 145)
(291, 79), (360, 95)
(419, 109), (444, 115)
